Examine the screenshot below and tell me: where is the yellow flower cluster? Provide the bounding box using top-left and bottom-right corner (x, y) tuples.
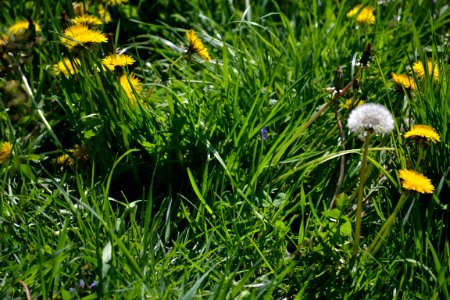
(340, 99), (364, 110)
(102, 54), (136, 71)
(61, 24), (108, 50)
(399, 169), (435, 194)
(72, 15), (103, 27)
(412, 59), (439, 82)
(186, 29), (211, 61)
(392, 73), (416, 93)
(2, 19), (42, 45)
(53, 57), (81, 76)
(55, 143), (89, 167)
(0, 141), (12, 164)
(404, 125), (441, 144)
(347, 5), (375, 25)
(105, 0), (129, 5)
(120, 73), (142, 103)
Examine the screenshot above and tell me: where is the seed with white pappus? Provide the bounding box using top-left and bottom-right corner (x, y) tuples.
(347, 103), (395, 135)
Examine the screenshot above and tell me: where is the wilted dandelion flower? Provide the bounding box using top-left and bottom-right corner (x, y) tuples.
(340, 99), (364, 110)
(347, 4), (375, 25)
(0, 141), (12, 164)
(72, 15), (102, 27)
(404, 124), (440, 144)
(102, 54), (135, 71)
(399, 169), (435, 194)
(412, 59), (439, 82)
(186, 29), (211, 61)
(53, 57), (81, 76)
(8, 19), (42, 36)
(71, 143), (89, 163)
(61, 24), (107, 50)
(347, 103), (395, 135)
(392, 73), (416, 92)
(120, 73), (142, 102)
(72, 2), (89, 16)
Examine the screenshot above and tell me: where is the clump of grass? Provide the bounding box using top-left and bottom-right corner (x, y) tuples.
(0, 1), (449, 299)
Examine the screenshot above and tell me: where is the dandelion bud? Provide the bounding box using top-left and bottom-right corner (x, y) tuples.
(333, 66), (344, 91)
(360, 43), (372, 67)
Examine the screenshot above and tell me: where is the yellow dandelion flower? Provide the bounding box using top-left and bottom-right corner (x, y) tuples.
(404, 124), (441, 144)
(412, 59), (439, 82)
(55, 154), (75, 166)
(399, 169), (435, 194)
(102, 54), (135, 71)
(120, 73), (142, 103)
(392, 73), (416, 92)
(61, 24), (108, 50)
(340, 99), (364, 110)
(97, 5), (112, 23)
(347, 5), (375, 25)
(105, 0), (128, 5)
(71, 143), (89, 163)
(186, 29), (211, 61)
(72, 15), (103, 27)
(53, 57), (81, 76)
(0, 141), (12, 164)
(8, 19), (42, 35)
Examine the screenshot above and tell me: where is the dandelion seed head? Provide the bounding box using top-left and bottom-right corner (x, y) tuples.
(347, 103), (395, 135)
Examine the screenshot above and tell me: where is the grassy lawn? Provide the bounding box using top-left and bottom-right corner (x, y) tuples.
(1, 0), (449, 298)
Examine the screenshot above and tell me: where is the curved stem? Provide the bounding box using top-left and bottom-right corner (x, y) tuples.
(352, 130), (372, 256)
(330, 101), (346, 210)
(367, 194), (408, 256)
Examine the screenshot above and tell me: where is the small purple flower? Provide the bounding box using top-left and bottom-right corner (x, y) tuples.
(89, 281), (98, 290)
(78, 279), (86, 289)
(260, 126), (268, 140)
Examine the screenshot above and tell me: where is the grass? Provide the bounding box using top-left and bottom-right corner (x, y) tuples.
(1, 0), (449, 299)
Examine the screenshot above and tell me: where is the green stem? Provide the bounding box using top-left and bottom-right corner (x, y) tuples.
(416, 143), (424, 169)
(367, 194), (408, 257)
(352, 130), (372, 256)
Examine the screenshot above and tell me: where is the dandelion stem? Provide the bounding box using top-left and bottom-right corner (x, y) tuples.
(367, 194), (408, 256)
(329, 101), (346, 210)
(353, 130), (372, 256)
(416, 143), (424, 169)
(169, 54), (185, 70)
